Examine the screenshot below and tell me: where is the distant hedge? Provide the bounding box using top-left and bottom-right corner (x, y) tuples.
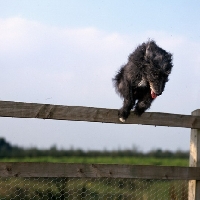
(0, 138), (189, 158)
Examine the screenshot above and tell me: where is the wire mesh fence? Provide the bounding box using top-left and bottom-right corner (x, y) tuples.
(0, 177), (188, 200)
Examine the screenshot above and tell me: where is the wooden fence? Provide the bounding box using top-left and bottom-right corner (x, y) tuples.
(0, 100), (200, 199)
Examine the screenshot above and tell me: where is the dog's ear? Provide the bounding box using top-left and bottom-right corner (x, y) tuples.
(145, 41), (158, 60)
(145, 43), (154, 59)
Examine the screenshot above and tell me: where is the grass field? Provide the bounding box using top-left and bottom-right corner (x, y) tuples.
(0, 156), (189, 166)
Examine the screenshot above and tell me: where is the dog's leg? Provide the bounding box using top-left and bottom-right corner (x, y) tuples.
(134, 94), (154, 116)
(119, 99), (135, 122)
(118, 88), (135, 122)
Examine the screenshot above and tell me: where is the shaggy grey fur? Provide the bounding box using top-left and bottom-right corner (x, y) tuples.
(113, 40), (173, 122)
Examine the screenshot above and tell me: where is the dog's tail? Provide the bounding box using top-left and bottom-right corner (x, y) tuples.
(112, 66), (125, 96)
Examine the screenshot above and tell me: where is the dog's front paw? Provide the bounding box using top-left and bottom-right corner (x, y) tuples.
(118, 109), (128, 123)
(119, 117), (126, 123)
(133, 108), (144, 116)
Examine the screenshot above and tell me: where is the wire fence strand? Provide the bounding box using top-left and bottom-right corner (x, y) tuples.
(0, 177), (188, 200)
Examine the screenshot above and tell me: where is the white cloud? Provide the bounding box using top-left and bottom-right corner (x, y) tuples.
(0, 17), (131, 106)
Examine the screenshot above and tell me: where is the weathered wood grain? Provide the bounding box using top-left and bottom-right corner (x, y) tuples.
(0, 100), (200, 128)
(189, 110), (200, 200)
(0, 162), (199, 179)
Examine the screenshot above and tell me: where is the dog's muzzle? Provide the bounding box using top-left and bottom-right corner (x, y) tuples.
(151, 90), (157, 99)
(149, 83), (162, 99)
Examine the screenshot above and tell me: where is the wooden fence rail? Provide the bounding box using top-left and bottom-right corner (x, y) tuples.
(0, 100), (200, 128)
(0, 162), (200, 180)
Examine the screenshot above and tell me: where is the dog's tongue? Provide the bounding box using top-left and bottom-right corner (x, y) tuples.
(151, 90), (157, 99)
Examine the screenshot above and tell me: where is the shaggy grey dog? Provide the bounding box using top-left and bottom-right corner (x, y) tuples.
(113, 40), (173, 122)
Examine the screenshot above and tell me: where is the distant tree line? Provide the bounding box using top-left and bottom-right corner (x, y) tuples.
(0, 137), (189, 158)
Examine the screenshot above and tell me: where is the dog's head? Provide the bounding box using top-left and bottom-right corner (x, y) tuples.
(145, 41), (173, 99)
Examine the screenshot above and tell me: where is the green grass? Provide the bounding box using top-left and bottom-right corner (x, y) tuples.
(0, 156), (188, 166)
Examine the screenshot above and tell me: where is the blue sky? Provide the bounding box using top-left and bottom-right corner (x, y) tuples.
(1, 0), (200, 37)
(0, 1), (200, 151)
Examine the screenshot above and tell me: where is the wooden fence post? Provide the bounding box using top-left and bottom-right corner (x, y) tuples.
(189, 109), (200, 200)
